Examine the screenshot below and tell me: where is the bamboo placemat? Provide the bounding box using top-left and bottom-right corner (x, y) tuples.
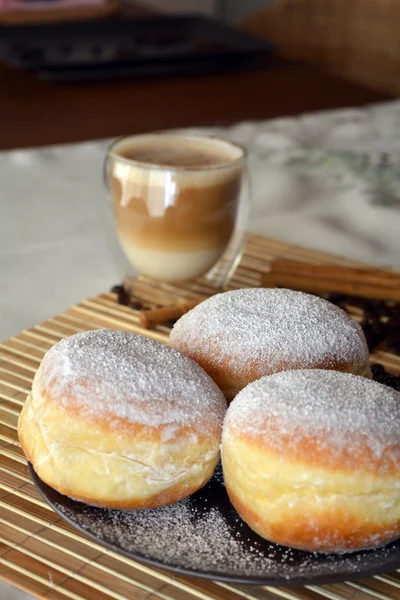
(1, 234), (399, 600)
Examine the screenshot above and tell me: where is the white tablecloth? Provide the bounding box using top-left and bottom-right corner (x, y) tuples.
(1, 100), (400, 599)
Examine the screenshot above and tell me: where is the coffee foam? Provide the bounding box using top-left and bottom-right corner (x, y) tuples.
(111, 134), (244, 196)
(118, 137), (236, 168)
(113, 134), (243, 166)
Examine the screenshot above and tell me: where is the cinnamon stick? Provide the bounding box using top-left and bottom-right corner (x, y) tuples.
(139, 299), (205, 329)
(262, 260), (400, 301)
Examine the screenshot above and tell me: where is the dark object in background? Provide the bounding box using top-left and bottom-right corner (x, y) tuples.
(0, 15), (273, 81)
(371, 363), (400, 392)
(326, 293), (400, 355)
(110, 284), (143, 310)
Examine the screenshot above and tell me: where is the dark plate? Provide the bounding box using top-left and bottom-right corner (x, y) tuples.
(29, 463), (400, 586)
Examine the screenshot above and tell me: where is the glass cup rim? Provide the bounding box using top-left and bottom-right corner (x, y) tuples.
(107, 132), (247, 172)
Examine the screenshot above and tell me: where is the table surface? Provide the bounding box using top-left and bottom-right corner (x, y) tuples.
(0, 55), (392, 150)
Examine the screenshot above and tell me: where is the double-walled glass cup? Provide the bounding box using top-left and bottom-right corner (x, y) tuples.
(104, 133), (250, 288)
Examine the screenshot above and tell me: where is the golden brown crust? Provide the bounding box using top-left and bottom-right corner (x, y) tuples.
(238, 429), (400, 475)
(37, 377), (220, 443)
(221, 423), (400, 553)
(18, 330), (227, 510)
(177, 349), (371, 402)
(19, 389), (220, 509)
(169, 289), (372, 401)
(226, 487), (400, 553)
(50, 480), (205, 510)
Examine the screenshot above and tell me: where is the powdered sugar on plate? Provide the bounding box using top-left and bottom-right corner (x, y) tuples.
(224, 370), (400, 469)
(170, 288), (370, 375)
(35, 329), (226, 431)
(43, 463), (400, 584)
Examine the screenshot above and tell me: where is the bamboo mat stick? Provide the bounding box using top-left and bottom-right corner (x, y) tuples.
(262, 259), (400, 301)
(0, 233), (399, 600)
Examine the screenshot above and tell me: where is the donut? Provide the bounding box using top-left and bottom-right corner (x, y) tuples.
(18, 329), (227, 509)
(221, 369), (400, 553)
(169, 288), (371, 400)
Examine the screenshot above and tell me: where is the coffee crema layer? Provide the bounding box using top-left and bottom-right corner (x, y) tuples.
(116, 135), (240, 168)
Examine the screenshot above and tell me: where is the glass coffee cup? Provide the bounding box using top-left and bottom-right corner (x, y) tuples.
(104, 133), (249, 288)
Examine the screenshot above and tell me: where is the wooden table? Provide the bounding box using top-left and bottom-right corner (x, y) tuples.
(0, 56), (393, 150)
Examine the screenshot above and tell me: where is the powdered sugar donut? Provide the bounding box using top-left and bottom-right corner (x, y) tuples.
(169, 288), (371, 400)
(18, 329), (227, 509)
(221, 370), (400, 553)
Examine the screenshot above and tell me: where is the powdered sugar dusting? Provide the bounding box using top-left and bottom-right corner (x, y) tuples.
(36, 329), (226, 430)
(58, 499), (269, 575)
(225, 370), (400, 467)
(52, 464), (400, 582)
(170, 288), (370, 374)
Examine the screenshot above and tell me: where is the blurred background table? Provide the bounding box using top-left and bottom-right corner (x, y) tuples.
(0, 56), (392, 150)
